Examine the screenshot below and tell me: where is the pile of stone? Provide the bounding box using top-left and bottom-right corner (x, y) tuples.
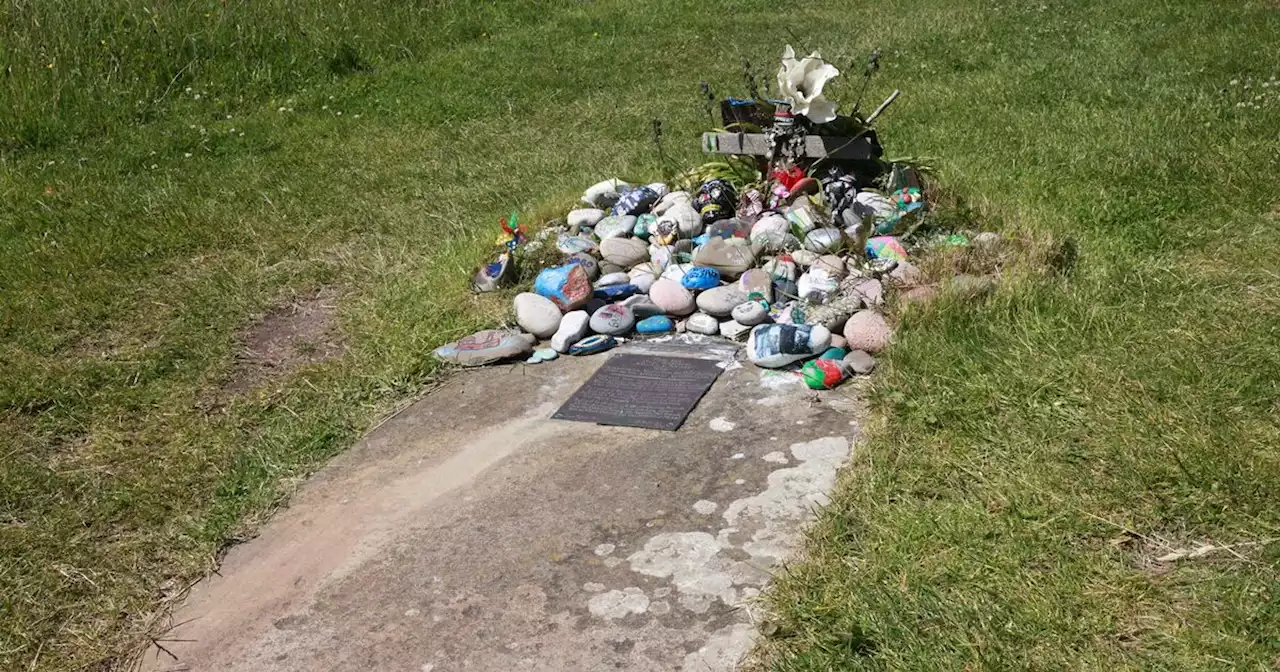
(435, 176), (922, 390)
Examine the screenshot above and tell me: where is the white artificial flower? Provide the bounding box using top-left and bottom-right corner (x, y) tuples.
(776, 45), (841, 123)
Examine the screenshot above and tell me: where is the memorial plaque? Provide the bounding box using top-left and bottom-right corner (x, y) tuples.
(552, 354), (723, 431)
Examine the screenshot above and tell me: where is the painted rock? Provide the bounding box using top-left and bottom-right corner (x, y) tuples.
(681, 266), (721, 291)
(692, 237), (756, 279)
(804, 228), (845, 254)
(737, 268), (774, 304)
(582, 178), (631, 209)
(719, 320), (752, 341)
(634, 213), (657, 240)
(819, 347), (848, 360)
(731, 301), (769, 326)
(854, 191), (896, 221)
(567, 208), (606, 230)
(785, 203), (819, 234)
(646, 182), (670, 198)
(568, 334), (617, 356)
(593, 284), (637, 301)
(525, 348), (559, 364)
(843, 350), (877, 375)
(635, 315), (675, 334)
(802, 358), (846, 389)
(648, 278), (696, 316)
(551, 311), (590, 353)
(746, 324), (831, 368)
(866, 236), (908, 261)
(842, 310), (892, 353)
(534, 264), (592, 311)
(513, 292), (563, 339)
(797, 268), (841, 304)
(595, 215), (637, 240)
(589, 304), (635, 335)
(762, 258), (798, 282)
(696, 284), (749, 318)
(660, 263), (694, 283)
(556, 234), (598, 255)
(471, 252), (514, 293)
(612, 186), (659, 217)
(434, 330), (535, 367)
(686, 313), (720, 335)
(693, 178), (737, 224)
(566, 252), (600, 280)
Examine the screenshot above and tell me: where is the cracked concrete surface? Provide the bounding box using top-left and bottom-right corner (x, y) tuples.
(144, 341), (863, 671)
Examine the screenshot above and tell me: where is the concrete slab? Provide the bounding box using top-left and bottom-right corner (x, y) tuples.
(143, 339), (864, 671)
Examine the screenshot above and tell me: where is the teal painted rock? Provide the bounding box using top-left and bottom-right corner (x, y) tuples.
(568, 334), (617, 356)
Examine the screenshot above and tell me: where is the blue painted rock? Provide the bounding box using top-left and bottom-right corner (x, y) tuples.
(746, 324), (831, 368)
(819, 347), (848, 360)
(568, 334), (617, 356)
(434, 330), (535, 367)
(593, 284), (638, 301)
(589, 303), (635, 335)
(612, 186), (660, 216)
(635, 315), (675, 334)
(681, 266), (721, 291)
(534, 264), (592, 311)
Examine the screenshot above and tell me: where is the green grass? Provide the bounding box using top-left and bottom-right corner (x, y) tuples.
(1, 0), (1278, 670)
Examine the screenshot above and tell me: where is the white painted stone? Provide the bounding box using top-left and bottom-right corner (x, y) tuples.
(693, 500), (718, 515)
(513, 292), (562, 339)
(550, 310), (589, 353)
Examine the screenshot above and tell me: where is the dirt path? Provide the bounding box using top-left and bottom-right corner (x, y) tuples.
(144, 340), (863, 671)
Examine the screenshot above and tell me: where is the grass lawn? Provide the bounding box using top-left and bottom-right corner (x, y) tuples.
(2, 0), (1277, 670)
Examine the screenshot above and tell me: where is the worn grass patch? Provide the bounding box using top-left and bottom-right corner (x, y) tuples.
(1, 0), (1278, 669)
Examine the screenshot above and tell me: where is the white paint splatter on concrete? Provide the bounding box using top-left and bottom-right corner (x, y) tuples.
(583, 582), (606, 592)
(734, 479), (745, 485)
(730, 452), (745, 459)
(723, 437), (849, 565)
(587, 587), (650, 619)
(709, 417), (736, 432)
(593, 543), (616, 557)
(762, 451), (789, 464)
(693, 500), (717, 515)
(682, 622), (756, 672)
